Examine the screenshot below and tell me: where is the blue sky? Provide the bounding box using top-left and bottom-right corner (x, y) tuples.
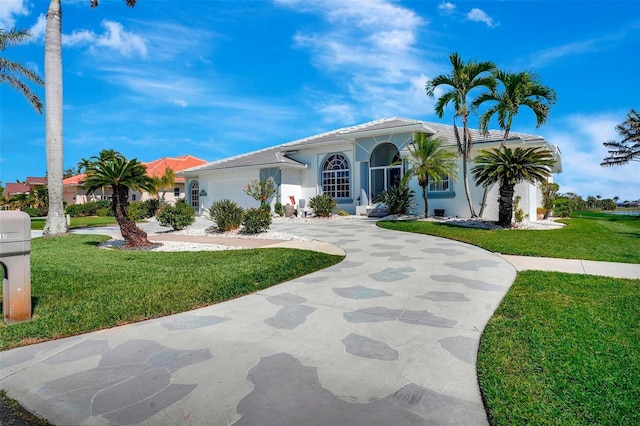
(2, 0), (639, 201)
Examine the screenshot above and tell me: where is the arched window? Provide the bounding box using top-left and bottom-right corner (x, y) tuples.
(322, 154), (350, 198)
(369, 143), (402, 201)
(190, 181), (199, 208)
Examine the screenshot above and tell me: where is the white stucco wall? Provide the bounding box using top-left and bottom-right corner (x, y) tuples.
(190, 168), (260, 214)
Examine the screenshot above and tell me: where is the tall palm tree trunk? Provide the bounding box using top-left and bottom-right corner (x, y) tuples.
(113, 186), (151, 248)
(497, 183), (515, 227)
(478, 131), (510, 218)
(461, 159), (477, 217)
(421, 185), (428, 217)
(43, 0), (68, 236)
(461, 118), (478, 218)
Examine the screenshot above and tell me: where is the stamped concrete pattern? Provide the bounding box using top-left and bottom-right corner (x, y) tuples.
(2, 217), (516, 425)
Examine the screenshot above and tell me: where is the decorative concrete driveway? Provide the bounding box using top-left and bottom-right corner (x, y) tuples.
(2, 218), (516, 425)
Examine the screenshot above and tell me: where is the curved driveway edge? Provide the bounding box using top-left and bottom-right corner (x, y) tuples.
(3, 217), (516, 425)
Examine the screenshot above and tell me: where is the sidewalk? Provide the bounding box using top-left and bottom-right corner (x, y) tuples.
(501, 255), (640, 279)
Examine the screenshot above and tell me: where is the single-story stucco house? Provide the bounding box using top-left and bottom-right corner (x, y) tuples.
(179, 117), (562, 221)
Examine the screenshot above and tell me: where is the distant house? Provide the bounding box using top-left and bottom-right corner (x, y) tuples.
(179, 117), (562, 221)
(4, 177), (47, 199)
(63, 155), (207, 205)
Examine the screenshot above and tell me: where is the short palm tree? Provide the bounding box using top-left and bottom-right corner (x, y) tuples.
(472, 70), (557, 216)
(426, 52), (496, 217)
(601, 109), (640, 166)
(156, 167), (176, 202)
(82, 152), (155, 248)
(402, 133), (458, 217)
(472, 146), (554, 227)
(0, 28), (43, 113)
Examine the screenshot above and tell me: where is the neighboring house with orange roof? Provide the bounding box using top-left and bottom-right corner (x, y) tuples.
(63, 155), (207, 206)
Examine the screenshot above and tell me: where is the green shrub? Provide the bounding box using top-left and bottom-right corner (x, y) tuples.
(143, 198), (161, 218)
(553, 198), (573, 218)
(274, 201), (284, 216)
(22, 207), (43, 217)
(373, 184), (415, 215)
(309, 193), (337, 217)
(156, 201), (195, 230)
(540, 182), (559, 218)
(65, 200), (112, 217)
(513, 195), (525, 223)
(209, 199), (244, 231)
(96, 207), (111, 217)
(242, 208), (272, 234)
(260, 203), (271, 213)
(127, 201), (147, 221)
(337, 209), (350, 216)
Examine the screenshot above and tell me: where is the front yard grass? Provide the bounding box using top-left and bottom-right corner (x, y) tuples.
(477, 271), (640, 425)
(377, 213), (640, 263)
(0, 234), (342, 350)
(31, 216), (118, 230)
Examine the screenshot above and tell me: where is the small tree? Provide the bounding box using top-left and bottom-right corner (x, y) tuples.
(243, 179), (277, 207)
(82, 151), (155, 247)
(540, 182), (559, 218)
(472, 146), (554, 227)
(402, 133), (458, 217)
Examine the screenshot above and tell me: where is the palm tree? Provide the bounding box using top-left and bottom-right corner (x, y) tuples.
(81, 152), (154, 248)
(472, 70), (557, 216)
(601, 109), (640, 166)
(401, 133), (458, 217)
(43, 0), (138, 237)
(0, 28), (44, 113)
(8, 192), (30, 211)
(425, 52), (496, 217)
(157, 167), (176, 202)
(472, 146), (555, 227)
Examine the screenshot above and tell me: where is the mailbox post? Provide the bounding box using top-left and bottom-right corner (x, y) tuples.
(0, 211), (32, 323)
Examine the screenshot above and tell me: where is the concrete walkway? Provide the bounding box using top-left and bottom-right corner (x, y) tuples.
(6, 217), (516, 425)
(6, 217), (637, 426)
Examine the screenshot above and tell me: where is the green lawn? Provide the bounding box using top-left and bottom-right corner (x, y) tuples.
(0, 234), (342, 350)
(477, 271), (640, 425)
(377, 213), (640, 263)
(30, 216), (118, 230)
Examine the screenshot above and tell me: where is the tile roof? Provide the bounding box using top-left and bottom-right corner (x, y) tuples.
(5, 183), (32, 196)
(181, 117), (553, 174)
(63, 155), (208, 186)
(142, 155), (208, 182)
(26, 176), (47, 185)
(63, 174), (85, 185)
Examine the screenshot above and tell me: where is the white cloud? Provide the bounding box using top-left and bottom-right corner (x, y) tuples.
(278, 0), (436, 123)
(438, 2), (456, 15)
(172, 99), (188, 108)
(28, 14), (46, 41)
(0, 0), (28, 29)
(466, 8), (498, 28)
(544, 112), (640, 200)
(63, 20), (147, 57)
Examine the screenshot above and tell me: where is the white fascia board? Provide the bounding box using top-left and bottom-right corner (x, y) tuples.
(339, 123), (435, 141)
